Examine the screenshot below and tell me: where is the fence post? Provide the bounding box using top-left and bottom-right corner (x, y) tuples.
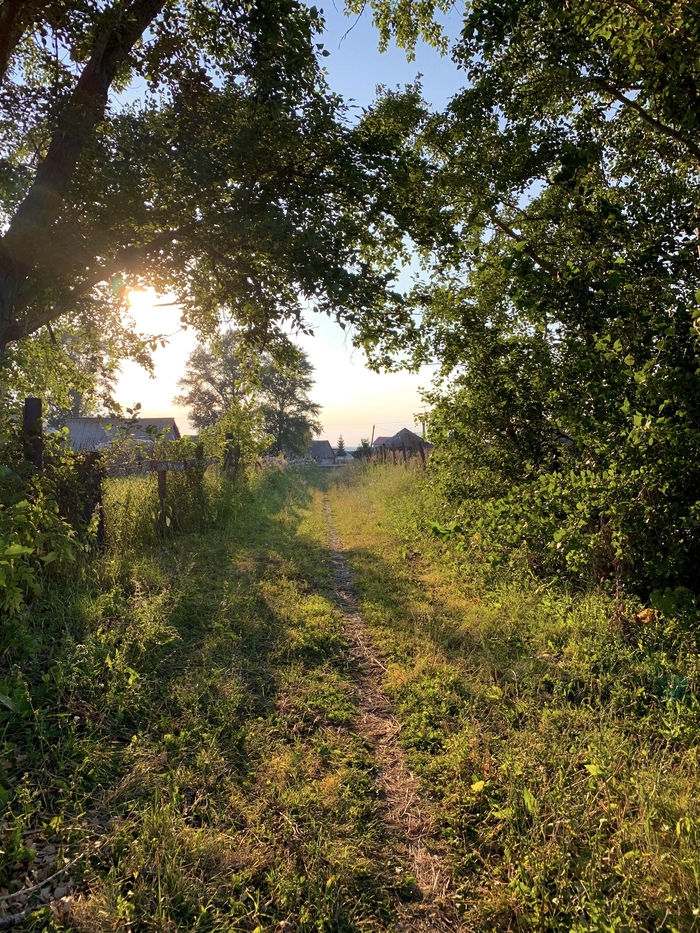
(158, 469), (167, 529)
(80, 451), (105, 544)
(401, 443), (407, 466)
(222, 432), (233, 472)
(418, 442), (426, 469)
(23, 397), (43, 470)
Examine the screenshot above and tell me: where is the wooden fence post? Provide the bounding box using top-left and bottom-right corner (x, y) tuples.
(158, 469), (167, 529)
(392, 448), (397, 466)
(418, 442), (426, 469)
(401, 443), (407, 466)
(23, 397), (43, 470)
(80, 451), (105, 543)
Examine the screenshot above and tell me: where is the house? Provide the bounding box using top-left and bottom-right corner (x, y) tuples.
(308, 439), (335, 466)
(60, 417), (181, 452)
(376, 428), (433, 452)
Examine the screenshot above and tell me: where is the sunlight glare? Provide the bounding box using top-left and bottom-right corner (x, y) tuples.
(127, 287), (157, 323)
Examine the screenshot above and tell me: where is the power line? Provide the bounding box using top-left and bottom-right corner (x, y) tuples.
(318, 419), (425, 427)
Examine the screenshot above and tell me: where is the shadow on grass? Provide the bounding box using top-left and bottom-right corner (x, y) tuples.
(0, 466), (405, 930)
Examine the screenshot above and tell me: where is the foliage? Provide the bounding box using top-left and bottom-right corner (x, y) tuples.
(2, 452), (699, 929)
(258, 345), (322, 456)
(354, 0), (700, 594)
(0, 466), (419, 930)
(335, 434), (346, 457)
(0, 408), (91, 615)
(200, 401), (271, 471)
(0, 0), (419, 423)
(173, 330), (256, 431)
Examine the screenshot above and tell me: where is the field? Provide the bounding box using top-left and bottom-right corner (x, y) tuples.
(1, 464), (698, 931)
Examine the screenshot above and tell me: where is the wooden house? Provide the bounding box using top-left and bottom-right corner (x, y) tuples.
(308, 439), (336, 466)
(60, 416), (181, 452)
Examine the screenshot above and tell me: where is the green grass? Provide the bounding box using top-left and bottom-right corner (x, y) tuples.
(327, 464), (700, 933)
(2, 463), (699, 931)
(0, 467), (409, 931)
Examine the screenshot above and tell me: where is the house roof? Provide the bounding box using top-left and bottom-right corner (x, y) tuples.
(60, 417), (181, 452)
(380, 428), (433, 451)
(372, 436), (391, 447)
(309, 439), (335, 460)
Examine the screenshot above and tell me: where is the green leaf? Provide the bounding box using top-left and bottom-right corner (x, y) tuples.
(0, 694), (16, 712)
(3, 544), (33, 558)
(522, 787), (538, 815)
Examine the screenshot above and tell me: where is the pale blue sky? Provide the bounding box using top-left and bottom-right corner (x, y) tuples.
(116, 6), (463, 444)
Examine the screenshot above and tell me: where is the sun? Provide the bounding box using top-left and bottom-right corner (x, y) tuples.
(127, 287), (156, 314)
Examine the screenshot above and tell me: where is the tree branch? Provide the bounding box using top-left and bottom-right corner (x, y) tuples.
(487, 211), (561, 279)
(594, 79), (700, 164)
(3, 222), (199, 344)
(0, 0), (166, 276)
(0, 0), (37, 85)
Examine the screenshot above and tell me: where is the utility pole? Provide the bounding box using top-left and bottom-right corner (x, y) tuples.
(370, 424), (375, 446)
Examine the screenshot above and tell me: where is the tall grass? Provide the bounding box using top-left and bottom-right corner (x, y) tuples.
(102, 468), (241, 553)
(328, 463), (700, 933)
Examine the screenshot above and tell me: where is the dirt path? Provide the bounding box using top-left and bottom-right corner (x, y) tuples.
(324, 497), (464, 932)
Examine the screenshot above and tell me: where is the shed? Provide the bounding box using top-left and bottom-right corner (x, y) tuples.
(379, 428), (433, 452)
(308, 439), (335, 465)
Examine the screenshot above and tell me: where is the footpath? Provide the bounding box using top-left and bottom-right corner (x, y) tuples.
(1, 467), (696, 931)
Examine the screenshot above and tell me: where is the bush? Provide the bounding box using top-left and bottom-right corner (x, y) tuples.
(0, 410), (87, 614)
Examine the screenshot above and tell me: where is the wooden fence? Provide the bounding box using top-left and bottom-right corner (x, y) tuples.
(21, 397), (216, 535)
(353, 440), (428, 468)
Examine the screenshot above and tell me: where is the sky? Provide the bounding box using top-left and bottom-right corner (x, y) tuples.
(114, 6), (463, 446)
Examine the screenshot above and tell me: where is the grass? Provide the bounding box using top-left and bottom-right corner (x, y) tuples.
(327, 463), (700, 933)
(0, 467), (409, 931)
(1, 462), (698, 931)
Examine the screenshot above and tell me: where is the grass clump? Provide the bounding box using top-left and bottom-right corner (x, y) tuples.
(328, 463), (700, 933)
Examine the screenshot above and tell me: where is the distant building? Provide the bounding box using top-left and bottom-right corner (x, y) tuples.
(59, 417), (181, 452)
(308, 439), (335, 465)
(374, 428), (433, 452)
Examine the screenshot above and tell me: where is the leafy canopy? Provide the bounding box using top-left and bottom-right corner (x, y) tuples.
(258, 346), (322, 457)
(0, 0), (417, 409)
(173, 330), (256, 431)
(354, 0), (700, 592)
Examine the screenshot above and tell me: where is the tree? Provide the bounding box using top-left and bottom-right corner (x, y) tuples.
(0, 0), (415, 391)
(335, 434), (346, 457)
(349, 0), (700, 592)
(258, 347), (321, 456)
(173, 330), (254, 431)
